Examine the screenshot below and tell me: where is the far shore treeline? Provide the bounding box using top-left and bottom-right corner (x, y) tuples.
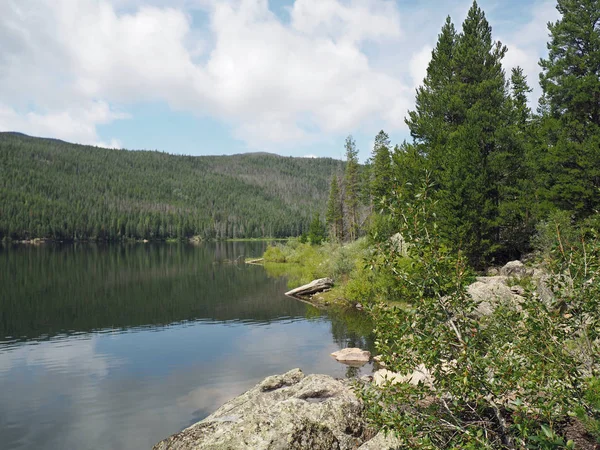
(0, 132), (345, 242)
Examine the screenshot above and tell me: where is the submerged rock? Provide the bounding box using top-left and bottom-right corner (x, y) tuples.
(153, 369), (367, 450)
(285, 278), (334, 298)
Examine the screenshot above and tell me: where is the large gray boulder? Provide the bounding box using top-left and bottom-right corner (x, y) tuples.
(153, 369), (367, 450)
(499, 260), (533, 278)
(467, 276), (524, 317)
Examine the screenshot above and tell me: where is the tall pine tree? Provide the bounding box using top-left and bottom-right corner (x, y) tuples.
(371, 130), (393, 208)
(406, 15), (457, 171)
(406, 1), (524, 265)
(343, 135), (360, 241)
(538, 0), (600, 217)
(326, 175), (343, 242)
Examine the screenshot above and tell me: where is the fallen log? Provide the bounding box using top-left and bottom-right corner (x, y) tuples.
(285, 278), (334, 298)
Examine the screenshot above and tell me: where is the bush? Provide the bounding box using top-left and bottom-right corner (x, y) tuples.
(263, 245), (286, 263)
(359, 179), (600, 448)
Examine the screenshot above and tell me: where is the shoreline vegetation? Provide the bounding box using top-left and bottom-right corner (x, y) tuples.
(252, 0), (600, 447)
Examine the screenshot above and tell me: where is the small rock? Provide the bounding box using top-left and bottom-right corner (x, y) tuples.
(259, 368), (304, 391)
(373, 355), (386, 368)
(373, 364), (433, 388)
(510, 285), (525, 296)
(355, 303), (363, 310)
(373, 369), (406, 386)
(358, 430), (402, 450)
(331, 348), (371, 364)
(487, 267), (500, 276)
(467, 276), (523, 317)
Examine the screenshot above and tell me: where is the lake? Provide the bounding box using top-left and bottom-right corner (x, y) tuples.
(0, 242), (374, 450)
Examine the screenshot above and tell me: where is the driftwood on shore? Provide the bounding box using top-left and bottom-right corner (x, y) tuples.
(245, 258), (265, 265)
(285, 278), (334, 298)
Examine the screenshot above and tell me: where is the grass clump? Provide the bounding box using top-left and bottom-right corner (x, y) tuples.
(262, 237), (397, 306)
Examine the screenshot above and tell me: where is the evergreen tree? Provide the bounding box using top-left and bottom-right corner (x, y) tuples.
(308, 213), (325, 245)
(343, 135), (360, 240)
(405, 1), (523, 266)
(371, 130), (393, 208)
(510, 67), (533, 127)
(406, 15), (457, 169)
(538, 0), (600, 217)
(497, 67), (535, 257)
(326, 175), (343, 242)
(391, 142), (424, 202)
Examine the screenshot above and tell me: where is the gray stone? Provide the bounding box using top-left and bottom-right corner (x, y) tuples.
(357, 430), (402, 450)
(510, 285), (526, 296)
(390, 233), (409, 257)
(331, 348), (371, 365)
(500, 260), (533, 278)
(532, 268), (554, 304)
(487, 267), (500, 276)
(467, 276), (523, 317)
(285, 278), (334, 298)
(153, 369), (366, 450)
(373, 365), (433, 388)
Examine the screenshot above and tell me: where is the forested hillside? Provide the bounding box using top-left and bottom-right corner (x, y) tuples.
(0, 132), (344, 241)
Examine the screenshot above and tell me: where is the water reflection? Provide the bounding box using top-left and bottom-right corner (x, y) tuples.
(0, 243), (374, 450)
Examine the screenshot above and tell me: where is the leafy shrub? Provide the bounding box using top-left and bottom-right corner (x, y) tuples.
(263, 245), (286, 263)
(359, 178), (600, 448)
(575, 377), (600, 441)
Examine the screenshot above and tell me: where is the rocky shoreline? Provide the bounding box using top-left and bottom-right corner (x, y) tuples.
(153, 260), (551, 449)
(153, 369), (400, 450)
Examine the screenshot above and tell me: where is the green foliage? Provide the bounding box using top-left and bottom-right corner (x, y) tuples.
(262, 237), (389, 305)
(342, 254), (405, 306)
(344, 135), (361, 241)
(263, 245), (287, 263)
(404, 2), (529, 267)
(0, 132), (345, 241)
(359, 177), (600, 448)
(308, 214), (326, 245)
(326, 175), (343, 242)
(574, 377), (600, 442)
(538, 0), (600, 218)
(371, 130), (393, 208)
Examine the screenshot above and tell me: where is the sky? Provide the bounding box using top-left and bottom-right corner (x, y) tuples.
(0, 0), (559, 161)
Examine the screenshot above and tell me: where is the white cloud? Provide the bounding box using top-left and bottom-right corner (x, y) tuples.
(409, 45), (433, 90)
(290, 0), (402, 43)
(0, 0), (558, 150)
(0, 101), (128, 145)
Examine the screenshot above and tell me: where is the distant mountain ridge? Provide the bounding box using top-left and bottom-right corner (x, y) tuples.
(0, 132), (344, 240)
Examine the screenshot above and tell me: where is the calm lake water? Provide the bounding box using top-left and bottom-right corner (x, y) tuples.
(0, 242), (374, 450)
